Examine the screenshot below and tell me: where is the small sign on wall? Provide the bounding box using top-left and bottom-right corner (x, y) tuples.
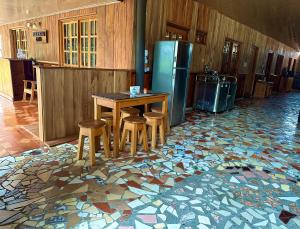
(33, 30), (48, 43)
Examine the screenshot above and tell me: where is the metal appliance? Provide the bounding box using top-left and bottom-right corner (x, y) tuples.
(152, 41), (193, 126)
(193, 74), (237, 113)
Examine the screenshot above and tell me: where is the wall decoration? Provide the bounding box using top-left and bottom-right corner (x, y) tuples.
(32, 30), (48, 43)
(195, 30), (207, 45)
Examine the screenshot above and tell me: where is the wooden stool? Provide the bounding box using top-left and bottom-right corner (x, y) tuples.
(120, 107), (140, 127)
(144, 112), (165, 149)
(77, 120), (110, 166)
(151, 107), (170, 133)
(120, 116), (148, 155)
(23, 80), (37, 103)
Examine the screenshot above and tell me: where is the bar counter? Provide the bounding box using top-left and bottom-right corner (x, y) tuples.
(36, 66), (133, 143)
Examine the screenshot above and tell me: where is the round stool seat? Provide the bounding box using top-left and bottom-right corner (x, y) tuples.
(143, 112), (164, 119)
(124, 116), (146, 124)
(121, 107), (140, 115)
(151, 107), (162, 113)
(78, 120), (106, 129)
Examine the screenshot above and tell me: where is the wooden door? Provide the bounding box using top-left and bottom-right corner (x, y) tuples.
(274, 55), (284, 75)
(265, 52), (274, 81)
(221, 39), (241, 76)
(244, 45), (259, 97)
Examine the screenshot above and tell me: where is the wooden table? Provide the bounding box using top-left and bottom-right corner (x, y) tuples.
(92, 92), (168, 158)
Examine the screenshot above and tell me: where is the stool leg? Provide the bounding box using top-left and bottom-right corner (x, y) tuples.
(120, 125), (128, 151)
(151, 121), (158, 149)
(107, 122), (112, 149)
(101, 127), (110, 158)
(89, 131), (96, 166)
(142, 125), (148, 152)
(23, 82), (27, 101)
(159, 120), (165, 145)
(30, 83), (35, 103)
(131, 125), (138, 156)
(77, 131), (84, 160)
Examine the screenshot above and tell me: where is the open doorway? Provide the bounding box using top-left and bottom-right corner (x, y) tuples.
(244, 45), (259, 97)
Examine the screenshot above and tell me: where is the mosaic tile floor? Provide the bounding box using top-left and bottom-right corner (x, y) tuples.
(0, 97), (43, 157)
(0, 92), (300, 228)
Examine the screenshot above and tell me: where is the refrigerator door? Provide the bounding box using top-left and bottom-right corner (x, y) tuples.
(175, 42), (193, 69)
(152, 41), (176, 113)
(171, 69), (189, 125)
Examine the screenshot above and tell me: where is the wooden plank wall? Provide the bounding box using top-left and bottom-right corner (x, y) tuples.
(146, 0), (299, 74)
(0, 0), (135, 69)
(37, 67), (131, 142)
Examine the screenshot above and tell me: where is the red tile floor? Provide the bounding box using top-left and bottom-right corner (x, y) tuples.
(0, 96), (44, 157)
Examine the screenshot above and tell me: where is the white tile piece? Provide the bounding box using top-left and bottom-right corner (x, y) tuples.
(171, 195), (190, 201)
(135, 220), (152, 229)
(167, 224), (181, 229)
(278, 197), (300, 202)
(138, 206), (157, 214)
(254, 220), (268, 227)
(198, 215), (211, 225)
(128, 199), (144, 209)
(241, 212), (253, 223)
(230, 176), (240, 183)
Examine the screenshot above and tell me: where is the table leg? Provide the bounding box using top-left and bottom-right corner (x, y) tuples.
(113, 103), (120, 158)
(144, 104), (150, 112)
(94, 98), (102, 120)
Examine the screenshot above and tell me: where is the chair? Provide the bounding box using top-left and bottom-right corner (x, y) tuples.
(23, 80), (37, 103)
(143, 112), (165, 149)
(77, 120), (110, 166)
(120, 116), (148, 155)
(151, 107), (170, 133)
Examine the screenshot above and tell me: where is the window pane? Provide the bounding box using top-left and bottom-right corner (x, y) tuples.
(85, 39), (88, 51)
(81, 53), (85, 66)
(81, 38), (84, 51)
(66, 39), (70, 51)
(91, 38), (95, 52)
(90, 54), (96, 67)
(91, 21), (95, 36)
(72, 38), (77, 51)
(74, 23), (78, 36)
(65, 52), (70, 64)
(85, 54), (88, 66)
(72, 52), (78, 65)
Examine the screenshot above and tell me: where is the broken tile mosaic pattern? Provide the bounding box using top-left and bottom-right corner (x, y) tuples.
(0, 92), (300, 228)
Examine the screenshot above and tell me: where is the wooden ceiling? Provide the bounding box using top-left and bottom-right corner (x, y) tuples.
(196, 0), (300, 50)
(0, 0), (120, 25)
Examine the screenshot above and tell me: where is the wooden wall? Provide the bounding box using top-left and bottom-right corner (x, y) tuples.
(37, 67), (131, 142)
(0, 0), (135, 69)
(145, 0), (299, 74)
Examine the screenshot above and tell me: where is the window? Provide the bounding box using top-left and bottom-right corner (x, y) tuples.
(63, 22), (78, 66)
(15, 29), (28, 58)
(62, 19), (97, 67)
